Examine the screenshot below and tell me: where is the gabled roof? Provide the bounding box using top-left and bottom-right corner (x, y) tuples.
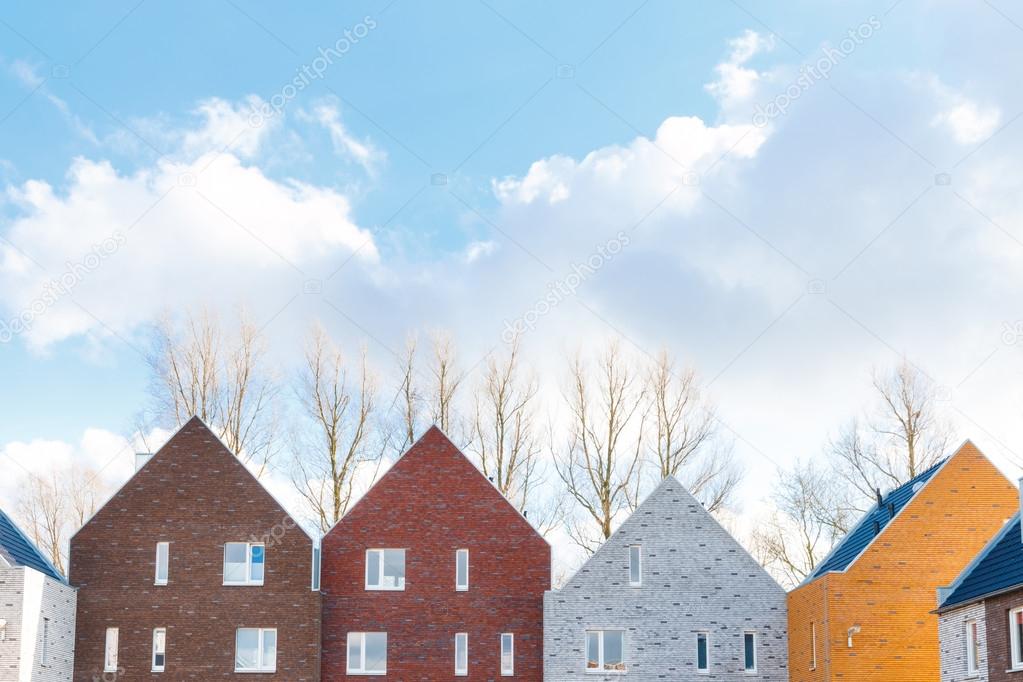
(937, 512), (1022, 612)
(807, 457), (948, 581)
(0, 507), (65, 582)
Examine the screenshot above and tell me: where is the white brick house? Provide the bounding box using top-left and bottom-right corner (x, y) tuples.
(0, 509), (76, 681)
(544, 476), (788, 680)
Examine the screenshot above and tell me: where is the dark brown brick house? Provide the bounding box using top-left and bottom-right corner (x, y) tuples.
(321, 426), (551, 680)
(69, 416), (320, 680)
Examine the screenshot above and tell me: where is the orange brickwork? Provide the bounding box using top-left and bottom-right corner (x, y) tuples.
(787, 441), (1019, 682)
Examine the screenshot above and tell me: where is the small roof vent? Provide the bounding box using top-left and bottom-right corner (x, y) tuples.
(912, 481), (924, 493)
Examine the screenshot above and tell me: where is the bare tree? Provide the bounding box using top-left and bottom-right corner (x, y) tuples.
(555, 341), (646, 553)
(831, 359), (953, 508)
(469, 339), (561, 534)
(148, 309), (279, 475)
(646, 350), (741, 512)
(393, 333), (422, 453)
(751, 460), (853, 588)
(428, 330), (464, 436)
(292, 327), (380, 532)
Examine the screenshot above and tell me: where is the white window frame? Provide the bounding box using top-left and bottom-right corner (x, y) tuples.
(965, 619), (979, 676)
(743, 631), (757, 673)
(1011, 606), (1023, 671)
(152, 627), (166, 672)
(501, 633), (514, 676)
(311, 545), (321, 591)
(586, 629), (626, 674)
(223, 542), (265, 586)
(365, 549), (405, 591)
(455, 632), (468, 676)
(456, 549), (469, 591)
(104, 628), (119, 673)
(234, 628), (276, 673)
(347, 632), (387, 675)
(155, 542), (169, 585)
(810, 622), (817, 671)
(696, 631), (709, 673)
(628, 545), (642, 586)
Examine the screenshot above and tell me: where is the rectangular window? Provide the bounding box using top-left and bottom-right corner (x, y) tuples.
(152, 628), (166, 672)
(697, 632), (708, 672)
(235, 628), (276, 672)
(311, 545), (321, 591)
(744, 632), (757, 673)
(1011, 607), (1023, 670)
(155, 542), (169, 585)
(501, 633), (514, 676)
(455, 632), (468, 676)
(365, 549), (405, 590)
(966, 619), (980, 675)
(585, 630), (625, 672)
(104, 628), (118, 673)
(628, 545), (641, 586)
(456, 549), (469, 591)
(810, 622), (817, 671)
(347, 632), (387, 674)
(41, 618), (49, 665)
(223, 542), (265, 585)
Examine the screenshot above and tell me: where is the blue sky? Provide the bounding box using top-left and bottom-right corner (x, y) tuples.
(2, 0), (1023, 539)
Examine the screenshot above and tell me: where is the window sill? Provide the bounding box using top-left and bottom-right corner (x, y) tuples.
(234, 669), (276, 674)
(346, 671), (386, 676)
(223, 581), (264, 587)
(364, 586), (405, 591)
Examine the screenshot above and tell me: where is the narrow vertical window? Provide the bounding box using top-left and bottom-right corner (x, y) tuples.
(152, 628), (166, 672)
(456, 549), (469, 591)
(501, 633), (514, 676)
(810, 622), (817, 671)
(41, 618), (49, 665)
(455, 632), (468, 676)
(311, 545), (321, 591)
(155, 542), (169, 585)
(1011, 607), (1023, 670)
(697, 632), (708, 672)
(104, 628), (119, 672)
(966, 620), (979, 675)
(628, 545), (641, 586)
(744, 631), (757, 673)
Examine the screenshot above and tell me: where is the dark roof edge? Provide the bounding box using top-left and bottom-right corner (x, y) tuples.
(935, 511), (1021, 612)
(0, 508), (66, 583)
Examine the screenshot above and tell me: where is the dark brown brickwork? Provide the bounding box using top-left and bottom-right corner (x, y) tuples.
(321, 426), (551, 681)
(69, 417), (320, 681)
(985, 586), (1023, 681)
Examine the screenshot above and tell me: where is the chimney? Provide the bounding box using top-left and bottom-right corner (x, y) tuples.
(887, 502), (896, 519)
(135, 452), (153, 471)
(875, 488), (883, 507)
(872, 520), (881, 536)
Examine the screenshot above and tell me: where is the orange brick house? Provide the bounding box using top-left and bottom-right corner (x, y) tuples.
(787, 440), (1019, 682)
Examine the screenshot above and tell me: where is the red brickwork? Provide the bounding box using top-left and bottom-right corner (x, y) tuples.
(321, 426), (551, 681)
(70, 417), (321, 680)
(984, 586), (1023, 681)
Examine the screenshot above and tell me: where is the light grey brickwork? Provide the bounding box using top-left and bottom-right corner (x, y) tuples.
(939, 601), (987, 682)
(544, 476), (787, 681)
(0, 564), (77, 681)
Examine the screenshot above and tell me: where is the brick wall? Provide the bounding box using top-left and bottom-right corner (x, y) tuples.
(543, 477), (788, 681)
(984, 586), (1023, 681)
(939, 601), (987, 682)
(70, 417), (320, 681)
(0, 565), (76, 681)
(321, 426), (551, 681)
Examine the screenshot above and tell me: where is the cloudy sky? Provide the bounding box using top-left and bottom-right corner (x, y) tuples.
(2, 0), (1023, 553)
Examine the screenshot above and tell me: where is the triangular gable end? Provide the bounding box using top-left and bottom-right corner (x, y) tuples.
(71, 416), (313, 544)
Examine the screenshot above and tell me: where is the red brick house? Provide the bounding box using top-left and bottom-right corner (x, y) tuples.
(69, 416), (321, 680)
(321, 426), (551, 680)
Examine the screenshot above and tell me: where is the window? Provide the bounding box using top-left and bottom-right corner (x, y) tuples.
(628, 545), (641, 586)
(224, 542), (264, 585)
(104, 628), (119, 673)
(455, 632), (468, 676)
(501, 633), (514, 676)
(966, 619), (980, 675)
(697, 632), (708, 672)
(810, 622), (817, 671)
(347, 632), (387, 674)
(744, 632), (757, 673)
(1011, 607), (1023, 670)
(365, 549), (405, 590)
(41, 618), (49, 666)
(152, 628), (166, 672)
(235, 628), (276, 672)
(456, 549), (469, 591)
(155, 542), (169, 585)
(586, 630), (625, 673)
(311, 545), (321, 591)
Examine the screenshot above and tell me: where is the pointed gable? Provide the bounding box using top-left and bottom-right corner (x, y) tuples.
(0, 507), (64, 581)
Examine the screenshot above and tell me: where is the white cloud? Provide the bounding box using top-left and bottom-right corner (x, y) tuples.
(5, 59), (99, 144)
(463, 240), (498, 264)
(705, 30), (775, 112)
(921, 74), (1002, 145)
(301, 102), (383, 174)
